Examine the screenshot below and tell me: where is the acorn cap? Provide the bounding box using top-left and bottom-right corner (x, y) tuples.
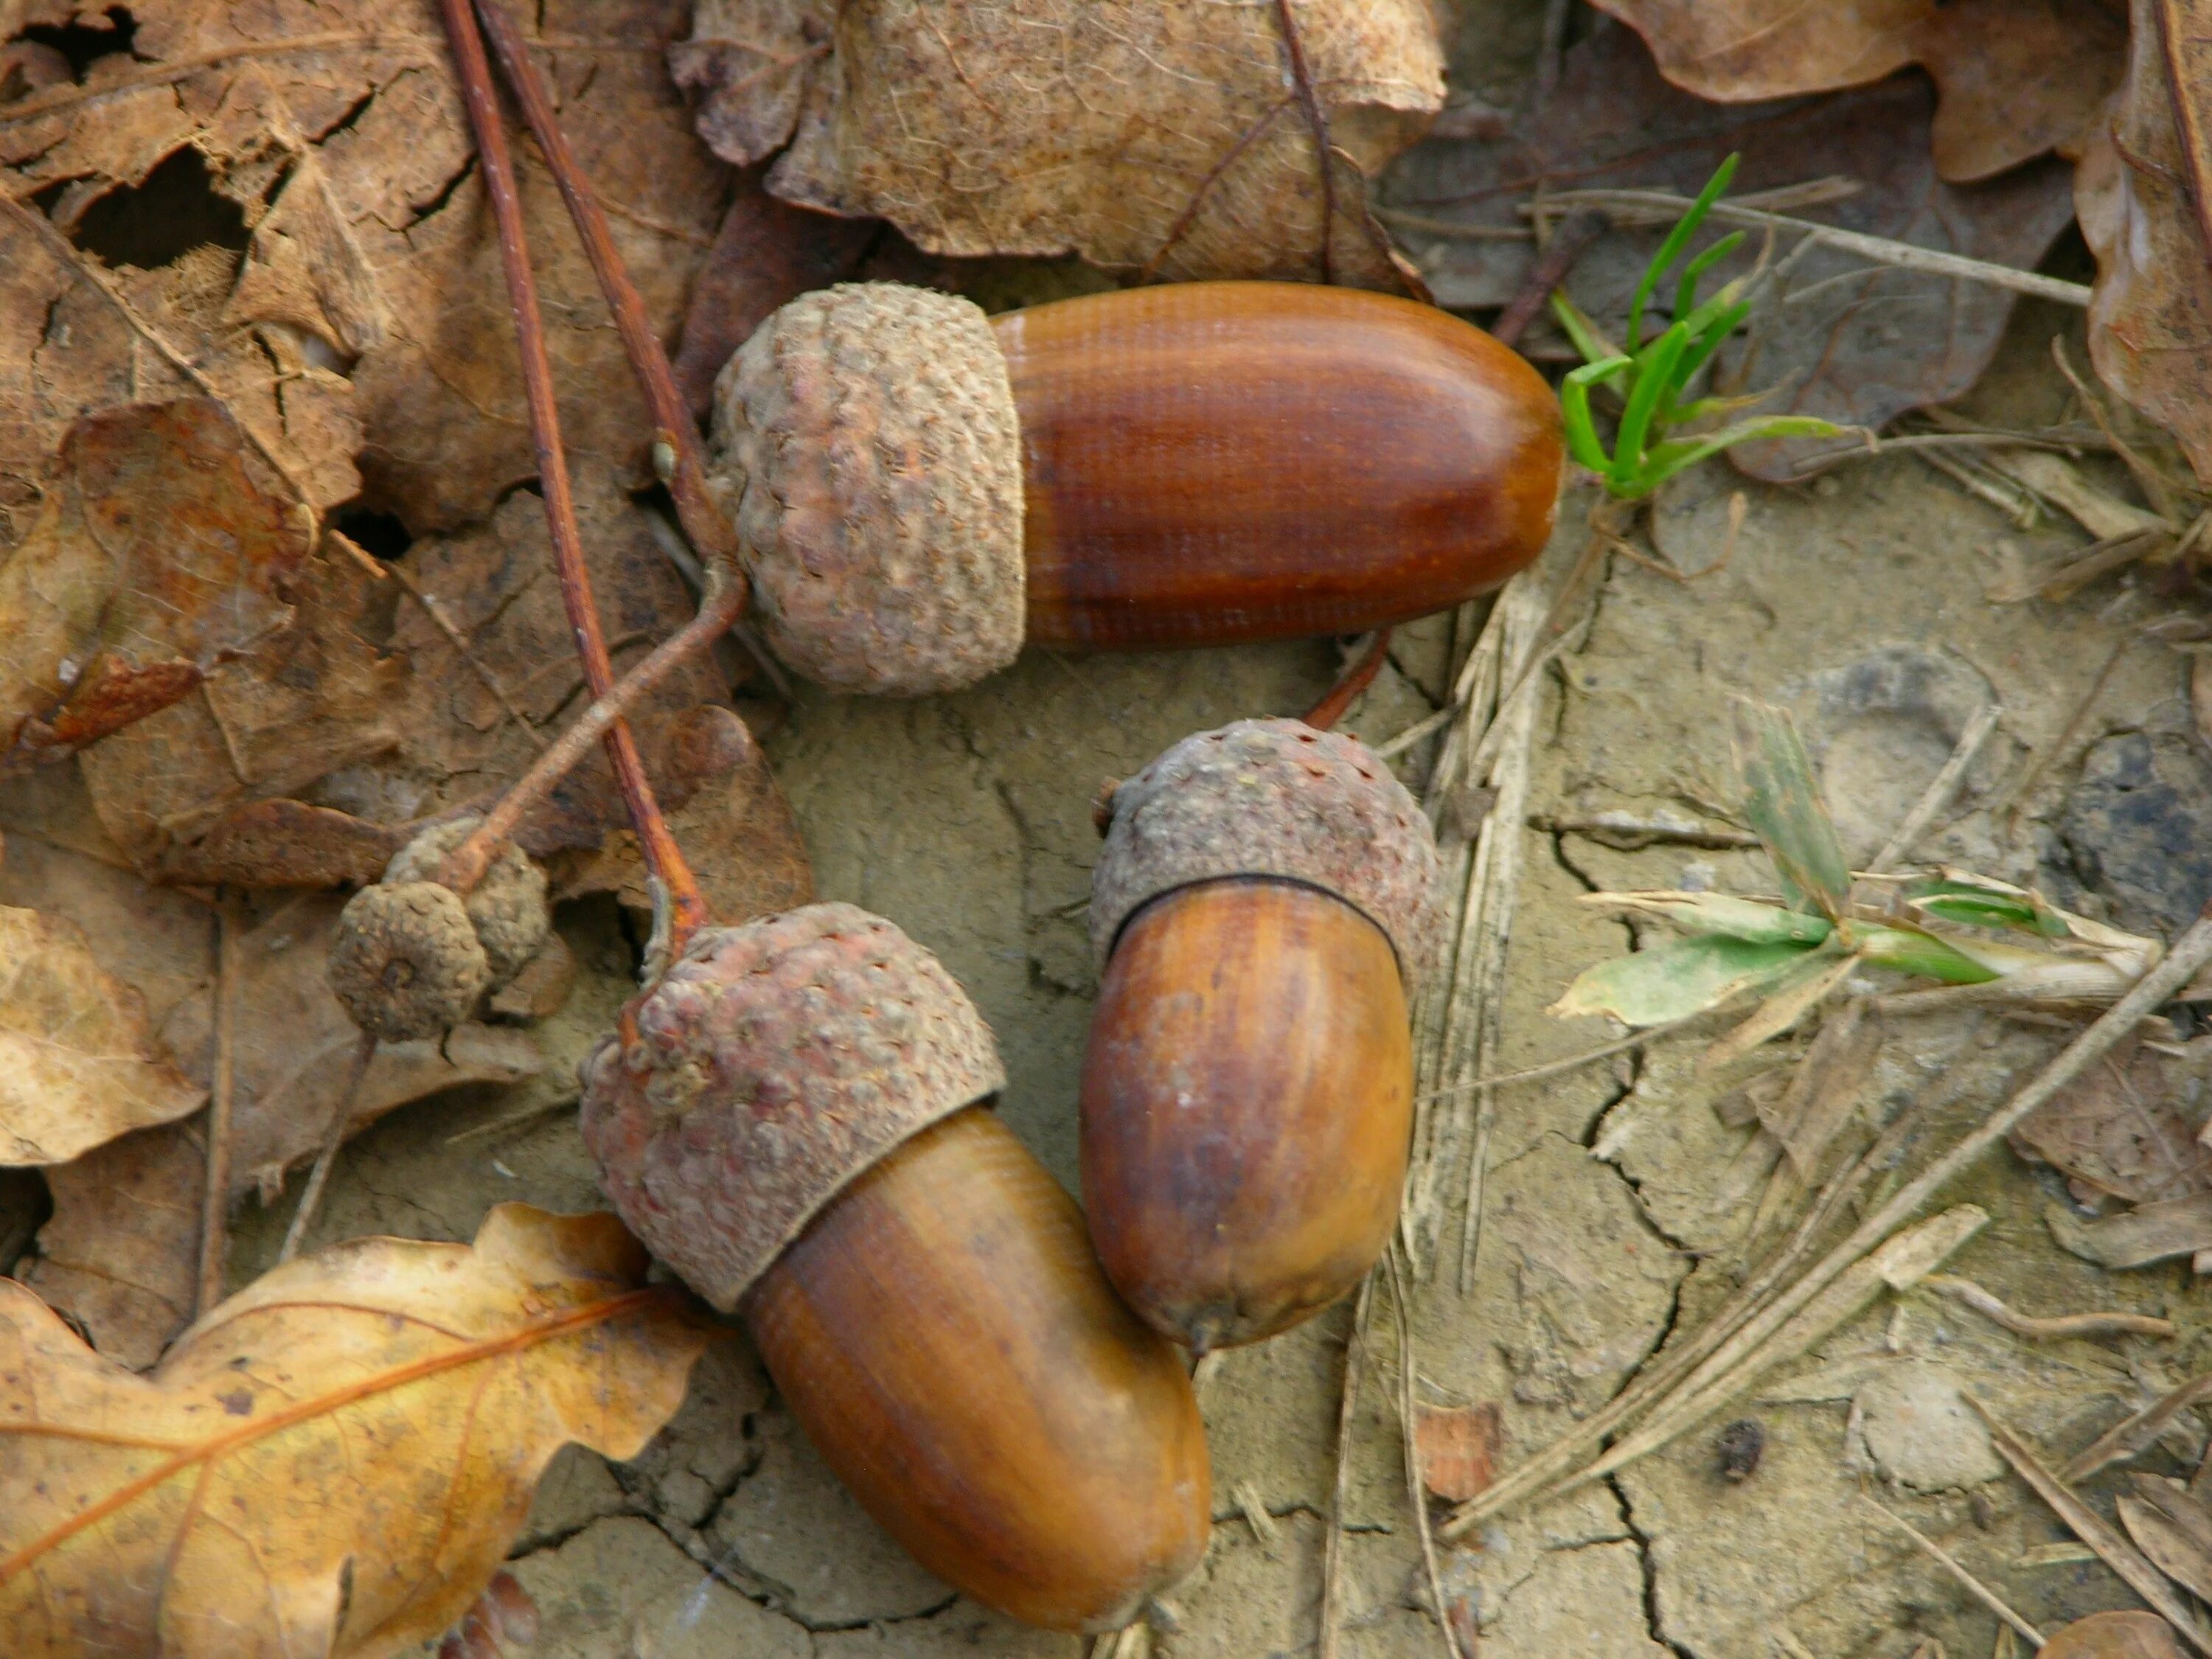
(1091, 719), (1443, 979)
(383, 815), (549, 990)
(327, 880), (492, 1043)
(709, 283), (1026, 696)
(578, 901), (1007, 1310)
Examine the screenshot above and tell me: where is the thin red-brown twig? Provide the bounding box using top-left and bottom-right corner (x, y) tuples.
(1271, 0), (1336, 286)
(1491, 207), (1610, 349)
(195, 890), (241, 1318)
(434, 0), (709, 947)
(1304, 629), (1392, 730)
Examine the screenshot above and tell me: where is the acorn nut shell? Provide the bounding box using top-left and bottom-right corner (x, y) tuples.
(382, 815), (549, 990)
(1090, 717), (1444, 976)
(709, 284), (1026, 696)
(577, 901), (1006, 1310)
(327, 881), (492, 1043)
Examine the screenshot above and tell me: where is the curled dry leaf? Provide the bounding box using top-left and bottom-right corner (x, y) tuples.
(2118, 1475), (2212, 1604)
(0, 905), (203, 1166)
(2038, 1612), (2189, 1659)
(2077, 0), (2212, 486)
(2010, 1034), (2212, 1206)
(1588, 0), (2126, 181)
(0, 0), (720, 540)
(677, 0), (1443, 289)
(0, 400), (306, 760)
(0, 1203), (709, 1658)
(1395, 25), (2078, 479)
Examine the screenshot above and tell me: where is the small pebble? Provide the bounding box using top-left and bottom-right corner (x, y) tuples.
(1717, 1418), (1765, 1483)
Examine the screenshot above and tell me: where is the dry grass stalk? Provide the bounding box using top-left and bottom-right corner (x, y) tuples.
(2065, 1371), (2212, 1484)
(1868, 702), (2001, 872)
(1859, 1495), (2044, 1646)
(196, 890), (243, 1318)
(1318, 1272), (1377, 1659)
(1977, 1405), (2212, 1657)
(1922, 1274), (2176, 1341)
(1386, 1248), (1462, 1659)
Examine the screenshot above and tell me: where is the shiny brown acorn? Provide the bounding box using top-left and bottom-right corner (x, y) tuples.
(707, 280), (1562, 694)
(1082, 720), (1441, 1353)
(580, 902), (1210, 1632)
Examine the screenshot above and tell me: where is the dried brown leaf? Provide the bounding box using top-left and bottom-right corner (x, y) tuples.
(2077, 0), (2212, 487)
(0, 904), (204, 1166)
(1414, 1401), (1501, 1503)
(2011, 1034), (2212, 1205)
(0, 400), (306, 759)
(0, 0), (720, 540)
(2040, 1612), (2190, 1659)
(159, 893), (542, 1204)
(1588, 0), (2126, 181)
(0, 1203), (709, 1657)
(683, 0), (1442, 289)
(1396, 27), (2078, 479)
(2047, 1191), (2212, 1268)
(1758, 998), (1882, 1176)
(2120, 1475), (2212, 1604)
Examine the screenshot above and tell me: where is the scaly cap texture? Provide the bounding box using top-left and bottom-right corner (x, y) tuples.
(579, 902), (1006, 1309)
(383, 815), (549, 990)
(327, 881), (492, 1043)
(709, 282), (1025, 695)
(1091, 719), (1442, 979)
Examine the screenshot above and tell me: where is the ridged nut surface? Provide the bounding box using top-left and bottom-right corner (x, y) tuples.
(579, 902), (1007, 1309)
(1091, 719), (1441, 978)
(384, 815), (549, 990)
(710, 282), (1026, 695)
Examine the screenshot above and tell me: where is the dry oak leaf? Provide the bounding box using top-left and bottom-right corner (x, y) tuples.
(2077, 0), (2212, 487)
(2039, 1612), (2189, 1659)
(0, 0), (720, 539)
(0, 903), (204, 1166)
(0, 1203), (709, 1658)
(1395, 24), (2079, 480)
(1588, 0), (2126, 181)
(2011, 1033), (2212, 1206)
(0, 399), (306, 760)
(678, 0), (1444, 290)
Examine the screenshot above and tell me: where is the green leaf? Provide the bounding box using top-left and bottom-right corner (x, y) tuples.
(1854, 923), (2003, 984)
(1673, 232), (1745, 327)
(1561, 359), (1627, 473)
(1611, 323), (1691, 490)
(1548, 933), (1820, 1026)
(1903, 878), (2070, 939)
(1702, 950), (1862, 1068)
(1732, 699), (1852, 919)
(1583, 891), (1835, 945)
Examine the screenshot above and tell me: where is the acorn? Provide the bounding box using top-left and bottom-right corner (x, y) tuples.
(1082, 720), (1441, 1352)
(709, 280), (1562, 693)
(327, 814), (550, 1043)
(579, 902), (1211, 1632)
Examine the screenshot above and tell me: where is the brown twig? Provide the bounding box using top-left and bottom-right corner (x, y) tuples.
(1491, 207), (1610, 349)
(1921, 1273), (2175, 1342)
(1304, 630), (1393, 730)
(434, 0), (709, 947)
(195, 890), (243, 1318)
(1270, 0), (1336, 285)
(279, 1031), (377, 1264)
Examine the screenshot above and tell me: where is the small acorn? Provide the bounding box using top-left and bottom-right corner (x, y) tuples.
(327, 815), (551, 1043)
(1082, 720), (1441, 1352)
(579, 902), (1211, 1632)
(709, 280), (1562, 693)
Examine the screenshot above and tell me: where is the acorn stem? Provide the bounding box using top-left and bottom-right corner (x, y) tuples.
(1302, 628), (1391, 731)
(435, 0), (711, 951)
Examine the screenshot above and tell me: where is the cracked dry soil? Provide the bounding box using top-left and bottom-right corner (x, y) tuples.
(218, 296), (2211, 1658)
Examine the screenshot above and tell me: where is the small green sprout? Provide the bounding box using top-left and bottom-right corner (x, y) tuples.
(1549, 699), (2161, 1060)
(1553, 156), (1843, 500)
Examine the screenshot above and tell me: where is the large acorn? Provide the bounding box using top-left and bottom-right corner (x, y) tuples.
(709, 280), (1562, 693)
(1082, 720), (1441, 1352)
(579, 902), (1211, 1632)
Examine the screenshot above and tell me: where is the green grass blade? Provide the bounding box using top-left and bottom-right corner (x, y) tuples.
(1610, 323), (1691, 491)
(1548, 933), (1818, 1026)
(1550, 293), (1623, 370)
(1627, 153), (1739, 352)
(1673, 231), (1745, 324)
(1560, 361), (1627, 473)
(1732, 698), (1851, 919)
(1854, 924), (2004, 985)
(1639, 416), (1843, 493)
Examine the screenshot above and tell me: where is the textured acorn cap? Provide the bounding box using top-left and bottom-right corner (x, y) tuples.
(383, 815), (549, 990)
(1091, 719), (1443, 979)
(578, 901), (1008, 1310)
(709, 282), (1026, 696)
(327, 881), (492, 1043)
